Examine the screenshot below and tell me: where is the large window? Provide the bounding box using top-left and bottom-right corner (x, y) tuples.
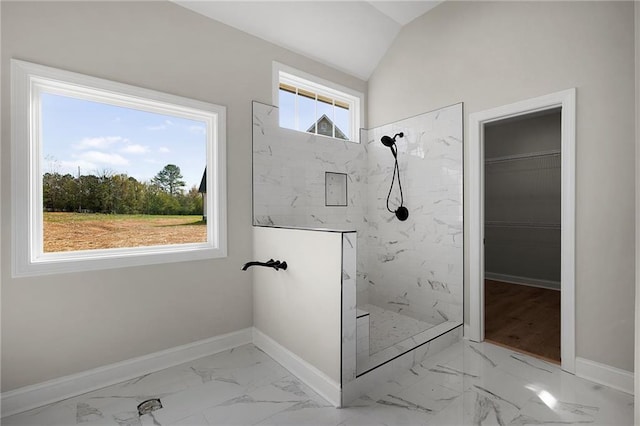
(273, 62), (362, 142)
(11, 60), (227, 277)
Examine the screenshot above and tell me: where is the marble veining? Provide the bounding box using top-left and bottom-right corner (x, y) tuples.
(3, 341), (633, 425)
(361, 104), (463, 355)
(253, 101), (462, 374)
(359, 304), (434, 355)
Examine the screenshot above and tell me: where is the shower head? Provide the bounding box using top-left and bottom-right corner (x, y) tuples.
(380, 132), (404, 148)
(381, 132), (404, 158)
(381, 132), (409, 222)
(381, 135), (395, 147)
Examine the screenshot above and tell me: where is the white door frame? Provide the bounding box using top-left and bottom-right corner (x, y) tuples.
(467, 88), (576, 373)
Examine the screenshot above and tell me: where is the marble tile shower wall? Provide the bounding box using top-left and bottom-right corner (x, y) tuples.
(253, 101), (367, 229)
(252, 101), (371, 304)
(252, 102), (463, 325)
(363, 104), (463, 326)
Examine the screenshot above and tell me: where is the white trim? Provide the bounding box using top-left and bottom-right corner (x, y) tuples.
(575, 357), (634, 395)
(468, 111), (484, 343)
(484, 272), (560, 291)
(252, 327), (341, 407)
(635, 1), (640, 422)
(272, 61), (364, 142)
(463, 324), (473, 339)
(11, 59), (227, 277)
(1, 328), (252, 418)
(467, 89), (576, 374)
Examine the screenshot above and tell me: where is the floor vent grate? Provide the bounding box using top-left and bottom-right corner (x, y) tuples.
(137, 398), (163, 416)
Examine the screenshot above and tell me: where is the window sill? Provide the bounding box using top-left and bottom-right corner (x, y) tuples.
(13, 244), (226, 277)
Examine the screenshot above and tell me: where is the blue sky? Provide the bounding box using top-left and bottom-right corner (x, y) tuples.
(41, 93), (207, 190)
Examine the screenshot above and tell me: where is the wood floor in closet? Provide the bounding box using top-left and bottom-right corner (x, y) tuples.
(484, 279), (561, 363)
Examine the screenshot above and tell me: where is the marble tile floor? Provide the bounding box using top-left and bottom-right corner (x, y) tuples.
(3, 340), (633, 426)
(362, 304), (436, 355)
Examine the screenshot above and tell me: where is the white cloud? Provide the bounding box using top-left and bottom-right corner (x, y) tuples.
(188, 125), (206, 135)
(73, 136), (126, 150)
(60, 159), (98, 174)
(77, 150), (129, 166)
(159, 147), (171, 153)
(147, 120), (174, 131)
(121, 144), (150, 154)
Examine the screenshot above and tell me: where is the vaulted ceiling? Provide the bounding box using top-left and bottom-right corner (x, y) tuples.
(173, 1), (443, 80)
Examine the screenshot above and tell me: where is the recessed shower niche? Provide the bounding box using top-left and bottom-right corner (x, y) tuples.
(325, 172), (348, 207)
(252, 100), (463, 395)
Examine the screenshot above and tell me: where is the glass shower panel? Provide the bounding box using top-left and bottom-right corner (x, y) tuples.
(356, 104), (463, 373)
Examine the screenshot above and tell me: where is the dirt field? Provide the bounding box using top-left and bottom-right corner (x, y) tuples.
(44, 212), (206, 252)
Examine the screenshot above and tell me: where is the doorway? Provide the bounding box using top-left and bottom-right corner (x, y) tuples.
(467, 89), (576, 373)
(483, 109), (562, 362)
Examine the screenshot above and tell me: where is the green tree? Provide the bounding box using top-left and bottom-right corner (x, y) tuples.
(61, 175), (79, 212)
(78, 174), (101, 212)
(152, 164), (185, 196)
(43, 172), (75, 211)
(125, 177), (147, 214)
(180, 186), (203, 215)
(41, 166), (199, 215)
(96, 169), (115, 213)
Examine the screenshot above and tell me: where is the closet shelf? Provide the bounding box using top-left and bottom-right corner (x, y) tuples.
(485, 150), (560, 164)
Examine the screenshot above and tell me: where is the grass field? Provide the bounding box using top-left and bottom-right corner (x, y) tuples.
(44, 212), (206, 252)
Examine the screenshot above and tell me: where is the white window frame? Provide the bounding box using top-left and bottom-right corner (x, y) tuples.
(272, 62), (363, 142)
(11, 59), (227, 277)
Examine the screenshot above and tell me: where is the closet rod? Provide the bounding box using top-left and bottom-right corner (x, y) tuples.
(485, 221), (561, 230)
(485, 149), (560, 165)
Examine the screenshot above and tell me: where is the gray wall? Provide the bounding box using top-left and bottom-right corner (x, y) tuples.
(484, 111), (561, 159)
(634, 3), (640, 420)
(0, 1), (366, 392)
(484, 112), (561, 286)
(368, 1), (635, 371)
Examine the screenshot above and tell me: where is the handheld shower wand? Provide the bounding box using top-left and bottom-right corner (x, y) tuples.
(381, 134), (399, 158)
(380, 132), (409, 221)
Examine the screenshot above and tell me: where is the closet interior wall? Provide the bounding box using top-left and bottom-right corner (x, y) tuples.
(484, 110), (562, 288)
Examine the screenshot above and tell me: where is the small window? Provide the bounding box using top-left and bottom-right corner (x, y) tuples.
(11, 60), (227, 277)
(273, 62), (362, 142)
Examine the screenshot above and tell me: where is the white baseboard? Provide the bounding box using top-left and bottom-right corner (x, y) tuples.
(485, 272), (561, 291)
(575, 357), (634, 395)
(463, 324), (477, 341)
(2, 327), (343, 418)
(252, 327), (341, 407)
(1, 328), (253, 418)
